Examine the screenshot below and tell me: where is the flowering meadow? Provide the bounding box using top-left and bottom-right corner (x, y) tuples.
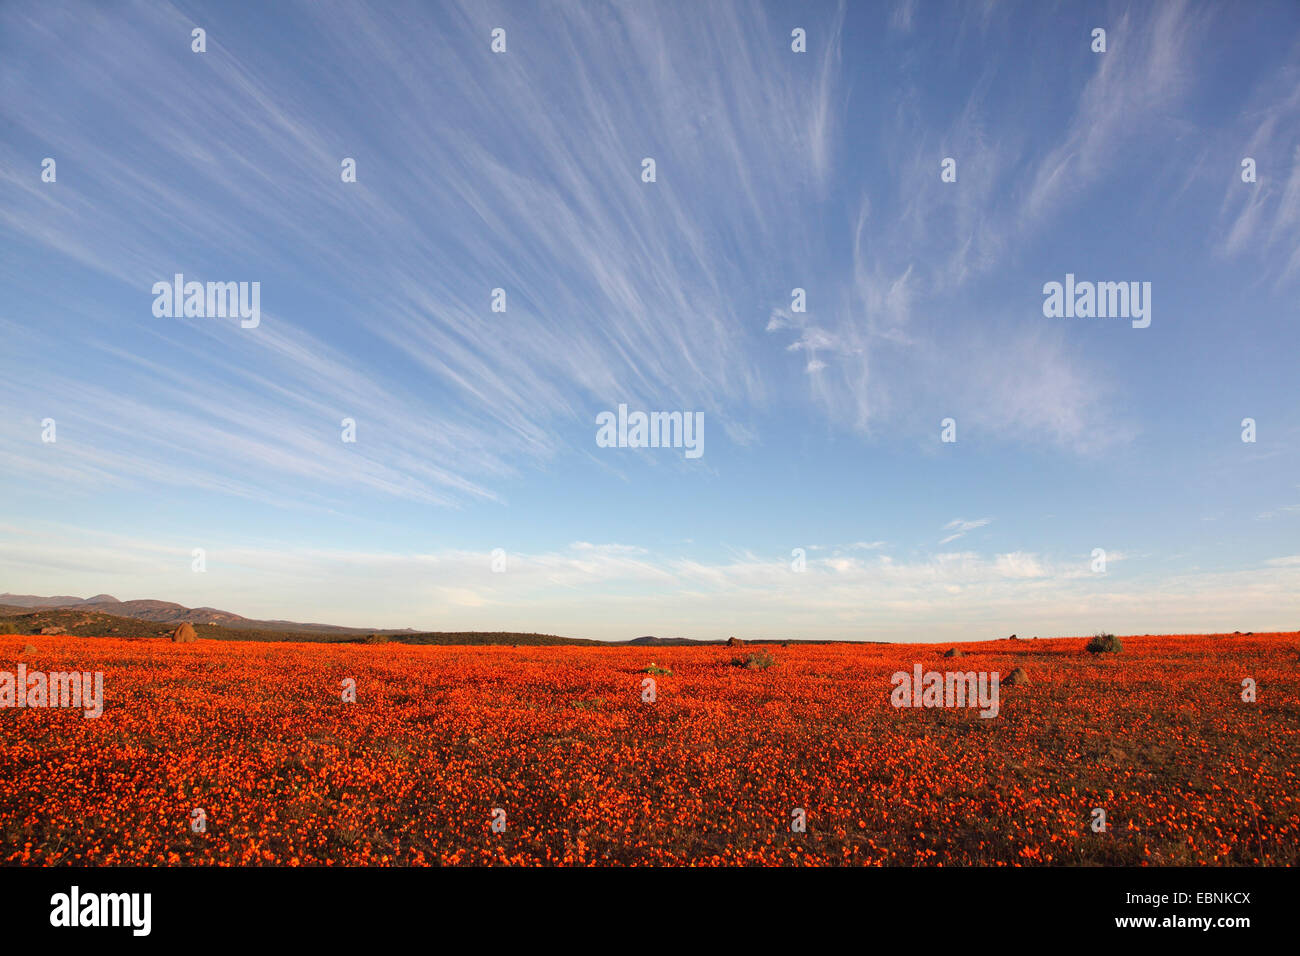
(1, 633), (1296, 866)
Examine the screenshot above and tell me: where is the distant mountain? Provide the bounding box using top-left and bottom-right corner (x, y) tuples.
(0, 593), (377, 633)
(0, 594), (91, 608)
(8, 593), (704, 639)
(628, 635), (705, 645)
(0, 602), (598, 645)
(0, 594), (826, 645)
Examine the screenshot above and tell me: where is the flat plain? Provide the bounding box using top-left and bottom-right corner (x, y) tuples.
(1, 632), (1296, 866)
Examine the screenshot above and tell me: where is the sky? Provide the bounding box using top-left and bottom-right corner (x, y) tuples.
(1, 0), (1298, 642)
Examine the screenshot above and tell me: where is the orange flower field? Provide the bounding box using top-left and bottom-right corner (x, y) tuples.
(1, 633), (1296, 866)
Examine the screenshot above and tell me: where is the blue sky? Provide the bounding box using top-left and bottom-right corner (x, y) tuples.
(1, 0), (1298, 641)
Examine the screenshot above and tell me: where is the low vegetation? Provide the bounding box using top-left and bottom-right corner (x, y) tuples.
(738, 650), (777, 670)
(1086, 632), (1123, 654)
(3, 632), (1293, 865)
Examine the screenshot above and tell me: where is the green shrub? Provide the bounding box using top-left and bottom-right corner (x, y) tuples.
(1086, 632), (1122, 654)
(739, 650), (777, 670)
(642, 663), (673, 676)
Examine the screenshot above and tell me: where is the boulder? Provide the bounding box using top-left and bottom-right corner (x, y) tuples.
(726, 636), (744, 647)
(39, 626), (64, 635)
(943, 648), (964, 658)
(1004, 667), (1029, 686)
(21, 643), (36, 655)
(171, 622), (197, 643)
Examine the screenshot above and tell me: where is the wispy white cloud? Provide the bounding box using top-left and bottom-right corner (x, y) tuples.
(0, 0), (1295, 641)
(3, 523), (1297, 641)
(939, 517), (992, 545)
(0, 0), (843, 502)
(1217, 44), (1300, 283)
(1020, 2), (1201, 223)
